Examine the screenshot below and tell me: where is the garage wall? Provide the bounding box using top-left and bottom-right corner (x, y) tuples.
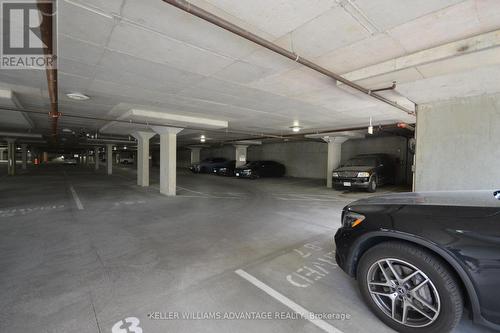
(193, 141), (328, 178)
(341, 136), (409, 185)
(248, 141), (327, 178)
(200, 145), (235, 161)
(415, 93), (500, 191)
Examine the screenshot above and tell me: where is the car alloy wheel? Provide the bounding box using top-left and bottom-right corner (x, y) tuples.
(366, 258), (440, 327)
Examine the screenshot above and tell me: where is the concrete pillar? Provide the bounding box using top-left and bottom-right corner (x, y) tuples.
(234, 145), (249, 168)
(43, 152), (48, 163)
(94, 147), (100, 171)
(131, 131), (155, 187)
(106, 144), (113, 175)
(189, 147), (201, 165)
(323, 137), (348, 188)
(6, 138), (16, 176)
(0, 148), (6, 161)
(152, 126), (183, 196)
(21, 144), (27, 170)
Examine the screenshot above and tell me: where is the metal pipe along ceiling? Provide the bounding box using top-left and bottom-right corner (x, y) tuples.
(162, 0), (415, 116)
(37, 0), (59, 139)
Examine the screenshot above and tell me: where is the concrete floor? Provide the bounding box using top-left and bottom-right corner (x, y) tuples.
(0, 164), (494, 333)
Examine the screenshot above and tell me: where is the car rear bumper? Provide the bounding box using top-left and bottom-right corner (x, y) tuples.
(235, 170), (253, 178)
(333, 177), (369, 189)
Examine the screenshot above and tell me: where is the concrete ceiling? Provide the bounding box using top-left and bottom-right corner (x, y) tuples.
(0, 0), (499, 145)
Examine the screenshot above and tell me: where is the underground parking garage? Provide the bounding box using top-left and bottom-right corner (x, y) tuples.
(1, 1), (500, 332)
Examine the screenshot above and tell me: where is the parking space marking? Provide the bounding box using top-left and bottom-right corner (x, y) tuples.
(235, 269), (343, 333)
(176, 186), (206, 195)
(0, 205), (65, 217)
(177, 194), (243, 199)
(69, 185), (84, 210)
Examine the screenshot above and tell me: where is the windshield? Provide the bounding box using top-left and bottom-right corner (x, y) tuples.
(344, 157), (377, 167)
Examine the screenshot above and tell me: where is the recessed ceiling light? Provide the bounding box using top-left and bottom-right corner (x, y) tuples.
(66, 92), (90, 101)
(290, 126), (302, 132)
(200, 135), (206, 143)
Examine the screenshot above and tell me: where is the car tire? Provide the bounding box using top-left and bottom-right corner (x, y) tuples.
(357, 241), (463, 333)
(367, 175), (377, 192)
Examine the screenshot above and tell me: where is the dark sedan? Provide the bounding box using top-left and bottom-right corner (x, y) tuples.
(332, 154), (396, 192)
(190, 157), (227, 173)
(235, 160), (285, 179)
(214, 160), (237, 176)
(335, 190), (500, 332)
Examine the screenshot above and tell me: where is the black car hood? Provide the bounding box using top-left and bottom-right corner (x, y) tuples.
(350, 190), (500, 208)
(334, 165), (374, 172)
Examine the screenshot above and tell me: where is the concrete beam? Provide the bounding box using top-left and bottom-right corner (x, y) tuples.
(106, 144), (113, 175)
(338, 29), (500, 85)
(131, 131), (156, 187)
(6, 138), (16, 176)
(94, 147), (99, 171)
(152, 126), (183, 196)
(234, 144), (249, 168)
(188, 146), (202, 166)
(322, 136), (349, 189)
(21, 144), (27, 170)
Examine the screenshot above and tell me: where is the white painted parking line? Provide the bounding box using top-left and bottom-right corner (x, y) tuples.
(235, 269), (343, 333)
(69, 185), (84, 210)
(176, 186), (206, 195)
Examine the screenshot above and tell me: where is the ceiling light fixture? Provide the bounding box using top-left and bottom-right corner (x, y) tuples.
(66, 92), (90, 101)
(200, 135), (206, 143)
(368, 117), (373, 135)
(290, 125), (302, 133)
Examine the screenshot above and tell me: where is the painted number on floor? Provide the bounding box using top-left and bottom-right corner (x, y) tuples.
(287, 242), (338, 288)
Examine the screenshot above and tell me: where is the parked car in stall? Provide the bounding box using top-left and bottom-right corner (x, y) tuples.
(332, 153), (396, 192)
(335, 190), (500, 333)
(235, 160), (285, 179)
(214, 160), (237, 176)
(190, 157), (228, 173)
(63, 157), (78, 165)
(119, 156), (134, 164)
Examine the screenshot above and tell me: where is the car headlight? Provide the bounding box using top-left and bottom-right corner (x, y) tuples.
(342, 211), (365, 228)
(332, 172), (339, 178)
(357, 172), (370, 177)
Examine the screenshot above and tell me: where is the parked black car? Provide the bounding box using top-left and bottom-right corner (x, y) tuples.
(335, 190), (500, 332)
(214, 160), (237, 176)
(332, 153), (396, 192)
(235, 160), (285, 179)
(190, 157), (227, 173)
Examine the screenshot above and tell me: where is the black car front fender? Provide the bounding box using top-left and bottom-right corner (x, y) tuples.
(345, 230), (485, 326)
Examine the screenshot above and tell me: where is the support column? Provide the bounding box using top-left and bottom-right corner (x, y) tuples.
(152, 126), (183, 196)
(94, 147), (100, 171)
(0, 148), (6, 161)
(106, 144), (113, 175)
(189, 147), (201, 166)
(323, 136), (348, 188)
(234, 145), (249, 168)
(6, 138), (16, 176)
(131, 131), (155, 187)
(21, 144), (27, 170)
